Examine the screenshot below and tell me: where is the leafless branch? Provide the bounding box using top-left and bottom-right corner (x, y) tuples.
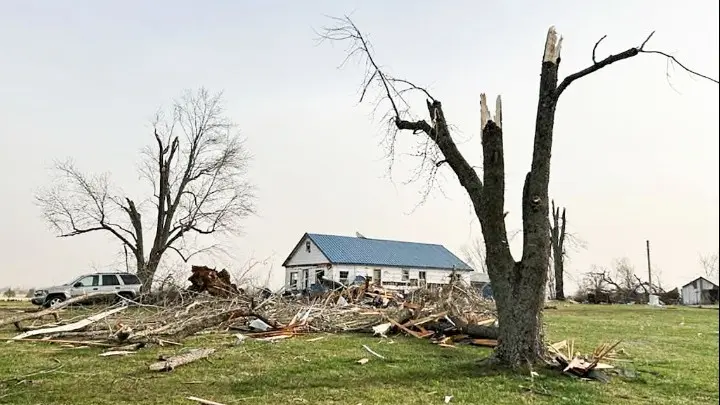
(36, 88), (256, 289)
(591, 35), (607, 64)
(318, 15), (471, 199)
(555, 31), (718, 100)
(167, 243), (223, 263)
(699, 252), (719, 282)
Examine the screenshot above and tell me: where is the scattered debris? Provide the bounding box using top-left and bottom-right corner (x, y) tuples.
(548, 339), (622, 382)
(99, 351), (135, 357)
(187, 265), (242, 297)
(12, 306), (128, 340)
(356, 358), (369, 365)
(149, 348), (216, 372)
(444, 395), (453, 403)
(362, 344), (386, 360)
(186, 396), (227, 405)
(248, 319), (272, 331)
(0, 279), (496, 360)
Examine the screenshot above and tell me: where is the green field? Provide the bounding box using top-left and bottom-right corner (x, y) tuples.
(0, 304), (717, 405)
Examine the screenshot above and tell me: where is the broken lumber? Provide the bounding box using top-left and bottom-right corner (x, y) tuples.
(186, 396), (227, 405)
(12, 306), (127, 340)
(149, 348), (216, 372)
(168, 309), (250, 340)
(6, 338), (114, 347)
(0, 292), (118, 329)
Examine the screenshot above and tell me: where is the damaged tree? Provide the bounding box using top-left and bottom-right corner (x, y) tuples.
(321, 17), (717, 366)
(187, 265), (243, 297)
(35, 89), (255, 291)
(550, 201), (567, 300)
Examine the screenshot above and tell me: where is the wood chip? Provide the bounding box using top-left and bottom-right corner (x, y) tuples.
(186, 396), (226, 405)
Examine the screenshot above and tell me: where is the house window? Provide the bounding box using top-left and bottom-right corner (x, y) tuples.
(401, 269), (409, 282)
(289, 272), (298, 289)
(305, 240), (311, 253)
(419, 271), (426, 280)
(339, 271), (349, 284)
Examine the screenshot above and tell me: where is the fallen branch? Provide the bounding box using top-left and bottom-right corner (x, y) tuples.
(12, 306), (127, 340)
(6, 338), (115, 347)
(0, 292), (118, 328)
(362, 344), (386, 359)
(149, 348), (216, 372)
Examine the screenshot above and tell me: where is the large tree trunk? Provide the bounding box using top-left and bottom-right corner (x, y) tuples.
(136, 252), (161, 293)
(478, 31), (562, 365)
(486, 258), (546, 364)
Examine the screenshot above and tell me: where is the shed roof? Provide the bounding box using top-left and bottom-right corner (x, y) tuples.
(681, 277), (719, 289)
(283, 233), (473, 271)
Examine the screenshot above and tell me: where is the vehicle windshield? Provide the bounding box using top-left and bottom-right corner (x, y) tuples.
(65, 276), (85, 286)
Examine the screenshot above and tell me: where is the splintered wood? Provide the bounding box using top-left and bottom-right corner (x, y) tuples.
(548, 339), (622, 381)
(149, 348), (216, 372)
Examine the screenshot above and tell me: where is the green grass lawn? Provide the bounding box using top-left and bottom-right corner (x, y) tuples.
(1, 304), (717, 405)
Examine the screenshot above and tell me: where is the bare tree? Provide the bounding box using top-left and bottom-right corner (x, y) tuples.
(36, 88), (255, 291)
(550, 200), (567, 300)
(320, 16), (717, 366)
(612, 257), (637, 292)
(462, 229), (521, 274)
(462, 238), (489, 275)
(699, 253), (719, 283)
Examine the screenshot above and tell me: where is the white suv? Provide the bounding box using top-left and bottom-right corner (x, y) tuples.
(31, 272), (142, 308)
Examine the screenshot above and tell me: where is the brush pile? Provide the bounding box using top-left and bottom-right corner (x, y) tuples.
(0, 282), (497, 350)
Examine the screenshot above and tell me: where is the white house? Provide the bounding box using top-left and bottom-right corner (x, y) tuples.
(681, 277), (719, 305)
(281, 232), (477, 291)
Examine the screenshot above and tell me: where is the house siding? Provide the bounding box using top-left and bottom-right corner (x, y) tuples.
(286, 263), (473, 290)
(285, 236), (330, 267)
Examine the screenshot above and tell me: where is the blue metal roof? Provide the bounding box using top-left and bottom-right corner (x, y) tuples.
(300, 233), (472, 271)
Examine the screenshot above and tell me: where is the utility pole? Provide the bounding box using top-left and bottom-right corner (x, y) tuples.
(646, 240), (652, 292)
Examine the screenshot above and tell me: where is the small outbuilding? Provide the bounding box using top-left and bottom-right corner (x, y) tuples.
(681, 277), (719, 305)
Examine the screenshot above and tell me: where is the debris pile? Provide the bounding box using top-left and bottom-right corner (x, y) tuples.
(0, 282), (497, 352)
(187, 265), (243, 297)
(548, 339), (622, 382)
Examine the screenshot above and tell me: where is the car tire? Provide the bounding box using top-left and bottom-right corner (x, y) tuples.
(44, 295), (66, 308)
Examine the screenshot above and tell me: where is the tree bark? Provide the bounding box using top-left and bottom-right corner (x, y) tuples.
(551, 201), (567, 300)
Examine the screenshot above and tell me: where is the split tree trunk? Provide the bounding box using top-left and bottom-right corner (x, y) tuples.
(474, 29), (564, 366)
(551, 201), (567, 301)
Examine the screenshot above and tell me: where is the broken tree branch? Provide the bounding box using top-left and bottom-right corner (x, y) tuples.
(149, 348), (216, 372)
(0, 291), (119, 329)
(555, 31), (718, 100)
(12, 306), (128, 340)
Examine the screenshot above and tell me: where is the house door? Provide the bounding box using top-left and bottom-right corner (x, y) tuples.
(303, 269), (309, 290)
(373, 269), (382, 285)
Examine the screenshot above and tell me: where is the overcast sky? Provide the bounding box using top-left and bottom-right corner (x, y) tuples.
(1, 0), (718, 292)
